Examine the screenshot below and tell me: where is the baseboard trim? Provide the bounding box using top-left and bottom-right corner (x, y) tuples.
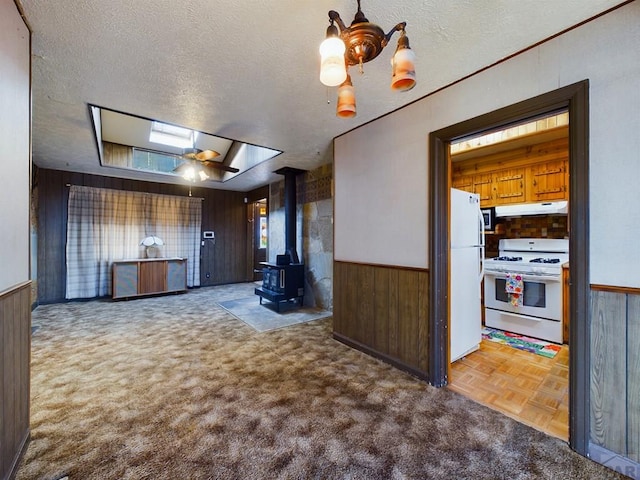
(332, 332), (429, 383)
(3, 431), (29, 480)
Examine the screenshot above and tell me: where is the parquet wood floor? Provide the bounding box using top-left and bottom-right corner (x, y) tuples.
(448, 339), (569, 441)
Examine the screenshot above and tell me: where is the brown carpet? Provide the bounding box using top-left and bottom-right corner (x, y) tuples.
(18, 283), (622, 480)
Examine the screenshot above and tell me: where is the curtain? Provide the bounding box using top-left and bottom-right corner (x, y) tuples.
(66, 185), (201, 299)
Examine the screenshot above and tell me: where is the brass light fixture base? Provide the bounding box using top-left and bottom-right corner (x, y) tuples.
(342, 22), (386, 66)
(328, 4), (407, 69)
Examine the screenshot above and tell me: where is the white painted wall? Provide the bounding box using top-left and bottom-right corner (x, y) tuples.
(335, 2), (640, 288)
(0, 0), (30, 292)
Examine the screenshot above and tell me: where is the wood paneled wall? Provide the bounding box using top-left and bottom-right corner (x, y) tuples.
(36, 168), (250, 303)
(333, 261), (430, 380)
(590, 288), (640, 463)
(1, 282), (31, 480)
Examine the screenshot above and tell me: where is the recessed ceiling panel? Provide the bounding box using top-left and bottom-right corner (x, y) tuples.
(91, 106), (282, 183)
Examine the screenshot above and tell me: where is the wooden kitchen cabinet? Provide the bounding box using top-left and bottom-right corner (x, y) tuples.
(452, 174), (473, 192)
(112, 257), (187, 299)
(451, 128), (569, 207)
(473, 173), (493, 206)
(452, 173), (493, 206)
(528, 159), (568, 202)
(493, 167), (526, 205)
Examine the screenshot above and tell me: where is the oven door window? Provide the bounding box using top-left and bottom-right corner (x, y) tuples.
(494, 278), (546, 308)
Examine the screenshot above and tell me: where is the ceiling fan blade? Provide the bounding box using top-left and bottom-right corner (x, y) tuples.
(195, 149), (220, 161)
(202, 161), (239, 173)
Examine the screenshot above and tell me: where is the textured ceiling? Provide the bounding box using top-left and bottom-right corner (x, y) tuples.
(19, 0), (623, 191)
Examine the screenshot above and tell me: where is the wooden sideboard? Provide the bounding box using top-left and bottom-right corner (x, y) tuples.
(112, 257), (187, 300)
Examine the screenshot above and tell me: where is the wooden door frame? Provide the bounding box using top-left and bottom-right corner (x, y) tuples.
(246, 201), (256, 281)
(428, 80), (590, 455)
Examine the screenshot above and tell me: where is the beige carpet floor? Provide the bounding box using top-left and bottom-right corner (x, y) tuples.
(18, 283), (623, 479)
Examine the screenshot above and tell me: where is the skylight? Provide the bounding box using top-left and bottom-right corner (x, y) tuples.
(91, 105), (284, 183)
(450, 112), (568, 155)
(149, 121), (197, 149)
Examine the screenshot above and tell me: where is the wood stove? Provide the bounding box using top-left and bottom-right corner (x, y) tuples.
(254, 167), (305, 311)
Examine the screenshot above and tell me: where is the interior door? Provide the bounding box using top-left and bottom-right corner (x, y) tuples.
(252, 200), (267, 281)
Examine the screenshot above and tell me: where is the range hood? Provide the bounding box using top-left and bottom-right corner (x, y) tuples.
(495, 201), (568, 217)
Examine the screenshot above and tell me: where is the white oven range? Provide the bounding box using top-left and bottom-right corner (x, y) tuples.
(484, 238), (568, 344)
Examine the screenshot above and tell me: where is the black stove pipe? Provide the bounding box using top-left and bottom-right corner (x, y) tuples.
(275, 167), (305, 264)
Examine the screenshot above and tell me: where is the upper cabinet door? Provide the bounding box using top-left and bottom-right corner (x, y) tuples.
(473, 173), (493, 206)
(493, 167), (526, 205)
(529, 159), (568, 202)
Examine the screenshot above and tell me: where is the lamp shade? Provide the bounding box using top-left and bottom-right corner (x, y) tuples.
(336, 75), (356, 118)
(140, 235), (164, 247)
(320, 35), (347, 87)
(390, 45), (416, 92)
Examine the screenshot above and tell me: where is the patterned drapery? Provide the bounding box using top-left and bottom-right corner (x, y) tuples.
(66, 185), (201, 299)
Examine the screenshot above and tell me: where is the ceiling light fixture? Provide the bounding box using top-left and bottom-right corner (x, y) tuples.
(181, 162), (210, 182)
(319, 0), (416, 118)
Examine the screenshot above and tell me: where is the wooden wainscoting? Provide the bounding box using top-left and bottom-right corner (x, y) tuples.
(1, 281), (31, 480)
(590, 286), (640, 463)
(333, 261), (429, 380)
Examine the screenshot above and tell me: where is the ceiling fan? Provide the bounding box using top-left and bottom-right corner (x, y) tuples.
(174, 147), (240, 178)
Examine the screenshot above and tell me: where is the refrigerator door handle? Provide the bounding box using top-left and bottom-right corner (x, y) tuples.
(477, 206), (485, 294)
(477, 205), (486, 248)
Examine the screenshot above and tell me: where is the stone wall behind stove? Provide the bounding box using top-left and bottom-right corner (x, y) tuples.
(269, 163), (333, 310)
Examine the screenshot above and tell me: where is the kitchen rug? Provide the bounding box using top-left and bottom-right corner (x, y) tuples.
(481, 327), (562, 358)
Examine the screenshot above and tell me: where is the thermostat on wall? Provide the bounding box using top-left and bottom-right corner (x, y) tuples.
(203, 231), (215, 239)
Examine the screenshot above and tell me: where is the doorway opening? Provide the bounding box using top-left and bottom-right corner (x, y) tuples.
(428, 81), (590, 455)
(247, 199), (268, 282)
(447, 111), (570, 440)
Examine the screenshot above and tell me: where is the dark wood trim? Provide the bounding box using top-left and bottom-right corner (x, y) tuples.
(334, 259), (429, 273)
(567, 81), (590, 456)
(428, 135), (450, 387)
(3, 432), (29, 480)
(333, 332), (429, 382)
(590, 284), (640, 295)
(0, 280), (31, 298)
(429, 80), (590, 455)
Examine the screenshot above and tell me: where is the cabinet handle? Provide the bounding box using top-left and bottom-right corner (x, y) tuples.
(496, 174), (523, 182)
(534, 168), (562, 176)
(498, 192), (524, 199)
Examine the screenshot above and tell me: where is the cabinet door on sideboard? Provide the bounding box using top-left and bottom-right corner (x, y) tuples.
(139, 260), (166, 294)
(167, 259), (187, 292)
(113, 262), (138, 298)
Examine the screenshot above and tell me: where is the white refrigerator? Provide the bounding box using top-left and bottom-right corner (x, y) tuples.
(450, 188), (484, 362)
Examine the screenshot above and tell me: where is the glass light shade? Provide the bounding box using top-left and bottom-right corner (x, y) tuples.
(198, 169), (209, 181)
(336, 76), (356, 118)
(320, 36), (347, 87)
(182, 166), (196, 181)
(390, 47), (416, 92)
